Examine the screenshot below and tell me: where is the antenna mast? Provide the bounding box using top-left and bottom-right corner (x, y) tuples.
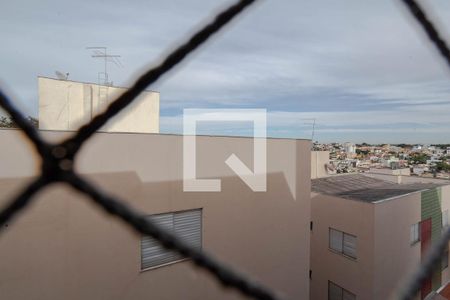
(86, 47), (122, 111)
(302, 118), (316, 143)
(86, 46), (121, 86)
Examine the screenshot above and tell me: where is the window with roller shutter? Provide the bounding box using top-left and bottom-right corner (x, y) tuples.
(141, 209), (202, 270)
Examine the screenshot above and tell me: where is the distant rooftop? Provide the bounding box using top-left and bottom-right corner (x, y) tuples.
(37, 76), (160, 93)
(312, 174), (443, 203)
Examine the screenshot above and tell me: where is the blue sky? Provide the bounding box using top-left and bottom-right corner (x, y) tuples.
(1, 0), (450, 143)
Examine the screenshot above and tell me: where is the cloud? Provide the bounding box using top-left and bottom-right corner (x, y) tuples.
(1, 0), (450, 143)
(160, 105), (450, 144)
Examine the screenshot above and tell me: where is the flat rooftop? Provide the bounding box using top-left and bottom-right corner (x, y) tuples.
(312, 174), (442, 203)
(0, 127), (311, 141)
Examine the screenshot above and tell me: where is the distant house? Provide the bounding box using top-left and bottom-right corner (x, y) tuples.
(414, 166), (428, 176)
(343, 142), (356, 158)
(310, 174), (450, 300)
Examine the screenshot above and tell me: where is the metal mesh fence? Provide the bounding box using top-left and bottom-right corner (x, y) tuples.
(0, 0), (449, 299)
(396, 1), (450, 299)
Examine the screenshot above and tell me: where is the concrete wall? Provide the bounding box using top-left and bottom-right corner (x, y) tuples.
(0, 129), (311, 300)
(440, 185), (450, 284)
(310, 191), (426, 300)
(364, 173), (450, 185)
(369, 168), (411, 176)
(311, 151), (329, 179)
(38, 77), (159, 133)
(310, 193), (375, 300)
(373, 193), (421, 300)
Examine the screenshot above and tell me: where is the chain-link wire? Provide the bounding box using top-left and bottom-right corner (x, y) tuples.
(2, 0), (450, 299)
(398, 1), (450, 299)
(0, 1), (286, 300)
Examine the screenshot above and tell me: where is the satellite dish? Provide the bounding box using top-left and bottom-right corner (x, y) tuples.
(55, 71), (69, 80)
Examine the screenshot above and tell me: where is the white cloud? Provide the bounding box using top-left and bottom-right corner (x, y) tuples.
(1, 0), (450, 142)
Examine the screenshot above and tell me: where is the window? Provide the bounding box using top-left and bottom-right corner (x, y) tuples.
(443, 210), (449, 228)
(410, 222), (420, 245)
(141, 209), (202, 270)
(328, 281), (356, 300)
(442, 249), (449, 271)
(329, 228), (357, 259)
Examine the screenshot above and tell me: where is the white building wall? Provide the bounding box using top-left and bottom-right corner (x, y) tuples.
(38, 77), (159, 133)
(311, 151), (330, 179)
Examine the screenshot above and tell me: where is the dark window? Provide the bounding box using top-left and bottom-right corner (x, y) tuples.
(442, 249), (449, 271)
(328, 281), (356, 300)
(329, 228), (357, 259)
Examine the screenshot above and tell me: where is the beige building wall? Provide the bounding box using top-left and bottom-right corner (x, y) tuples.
(311, 185), (450, 300)
(373, 193), (421, 300)
(369, 168), (411, 176)
(0, 130), (311, 300)
(440, 185), (450, 284)
(38, 77), (159, 133)
(311, 151), (330, 179)
(310, 193), (375, 300)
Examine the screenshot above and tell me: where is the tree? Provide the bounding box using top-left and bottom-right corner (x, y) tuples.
(408, 153), (429, 164)
(436, 162), (450, 172)
(0, 116), (15, 128)
(396, 143), (412, 148)
(0, 116), (38, 128)
(356, 149), (369, 155)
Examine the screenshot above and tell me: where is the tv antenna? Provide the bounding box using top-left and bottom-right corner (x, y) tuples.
(86, 46), (122, 86)
(302, 118), (316, 142)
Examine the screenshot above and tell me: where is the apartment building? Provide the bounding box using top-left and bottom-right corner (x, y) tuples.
(310, 174), (450, 300)
(0, 129), (311, 300)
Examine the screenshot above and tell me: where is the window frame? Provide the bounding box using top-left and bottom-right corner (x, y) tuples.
(140, 208), (202, 271)
(410, 222), (421, 245)
(443, 210), (449, 229)
(328, 281), (356, 300)
(329, 227), (357, 259)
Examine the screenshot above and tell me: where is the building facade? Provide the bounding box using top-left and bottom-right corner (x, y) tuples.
(38, 77), (160, 133)
(0, 129), (310, 300)
(311, 151), (331, 179)
(310, 174), (450, 300)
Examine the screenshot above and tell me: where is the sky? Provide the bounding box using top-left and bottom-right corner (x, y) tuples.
(1, 0), (450, 144)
